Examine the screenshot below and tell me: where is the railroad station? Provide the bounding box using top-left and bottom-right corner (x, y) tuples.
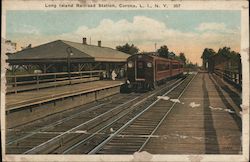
(5, 38), (129, 125)
(7, 38), (128, 77)
(4, 36), (243, 155)
(2, 19), (245, 156)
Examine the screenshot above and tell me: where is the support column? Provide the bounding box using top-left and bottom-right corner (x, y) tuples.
(43, 64), (47, 73)
(238, 55), (242, 85)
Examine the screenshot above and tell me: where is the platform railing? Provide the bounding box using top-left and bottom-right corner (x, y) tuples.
(214, 68), (242, 89)
(6, 70), (104, 93)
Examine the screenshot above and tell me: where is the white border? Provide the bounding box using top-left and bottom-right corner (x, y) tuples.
(1, 0), (249, 161)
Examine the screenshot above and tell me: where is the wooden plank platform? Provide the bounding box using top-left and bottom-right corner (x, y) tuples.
(6, 80), (123, 111)
(143, 73), (242, 154)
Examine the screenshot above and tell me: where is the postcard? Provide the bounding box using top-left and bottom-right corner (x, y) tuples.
(1, 0), (249, 161)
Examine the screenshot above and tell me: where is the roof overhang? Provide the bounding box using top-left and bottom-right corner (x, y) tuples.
(7, 58), (95, 65)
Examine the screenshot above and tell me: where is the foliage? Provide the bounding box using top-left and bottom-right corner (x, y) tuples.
(201, 48), (216, 61)
(185, 61), (199, 70)
(116, 43), (139, 55)
(179, 52), (187, 64)
(201, 46), (240, 61)
(201, 46), (241, 71)
(217, 47), (240, 61)
(157, 45), (169, 58)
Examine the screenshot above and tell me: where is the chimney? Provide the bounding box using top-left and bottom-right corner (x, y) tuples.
(98, 40), (101, 47)
(82, 37), (87, 44)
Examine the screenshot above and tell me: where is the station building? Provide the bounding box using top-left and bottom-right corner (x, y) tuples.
(7, 38), (130, 78)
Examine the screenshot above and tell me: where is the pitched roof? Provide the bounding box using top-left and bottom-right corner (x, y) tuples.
(62, 40), (129, 62)
(7, 40), (129, 64)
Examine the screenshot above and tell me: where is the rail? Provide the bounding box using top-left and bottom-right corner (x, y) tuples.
(214, 68), (242, 89)
(7, 77), (184, 154)
(88, 74), (195, 154)
(6, 70), (104, 93)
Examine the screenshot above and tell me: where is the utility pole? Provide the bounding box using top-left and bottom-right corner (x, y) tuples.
(66, 47), (74, 85)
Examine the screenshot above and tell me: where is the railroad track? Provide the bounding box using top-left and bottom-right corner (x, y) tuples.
(6, 75), (191, 154)
(57, 75), (192, 154)
(91, 74), (195, 154)
(88, 76), (193, 154)
(6, 93), (140, 154)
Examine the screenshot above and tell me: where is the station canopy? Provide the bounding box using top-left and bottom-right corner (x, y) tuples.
(7, 40), (130, 65)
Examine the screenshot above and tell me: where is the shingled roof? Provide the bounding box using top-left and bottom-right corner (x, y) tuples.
(7, 40), (129, 64)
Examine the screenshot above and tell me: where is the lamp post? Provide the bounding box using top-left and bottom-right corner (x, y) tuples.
(66, 47), (73, 84)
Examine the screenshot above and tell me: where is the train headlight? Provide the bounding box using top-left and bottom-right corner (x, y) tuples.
(147, 62), (152, 68)
(128, 61), (133, 68)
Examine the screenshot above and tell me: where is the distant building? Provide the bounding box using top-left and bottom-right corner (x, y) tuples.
(5, 40), (17, 54)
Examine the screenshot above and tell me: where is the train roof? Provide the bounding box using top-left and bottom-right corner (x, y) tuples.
(128, 53), (182, 63)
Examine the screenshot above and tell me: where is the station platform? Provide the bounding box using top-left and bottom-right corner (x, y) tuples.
(6, 80), (123, 111)
(143, 73), (242, 154)
(6, 80), (123, 128)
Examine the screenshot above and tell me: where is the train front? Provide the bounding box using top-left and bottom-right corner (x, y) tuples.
(121, 54), (154, 92)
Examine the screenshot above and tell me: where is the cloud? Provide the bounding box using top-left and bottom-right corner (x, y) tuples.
(61, 16), (200, 50)
(9, 16), (240, 65)
(195, 22), (239, 34)
(74, 16), (168, 43)
(13, 24), (40, 35)
(196, 22), (226, 31)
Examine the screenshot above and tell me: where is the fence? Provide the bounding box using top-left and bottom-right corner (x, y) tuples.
(214, 68), (242, 89)
(6, 70), (104, 93)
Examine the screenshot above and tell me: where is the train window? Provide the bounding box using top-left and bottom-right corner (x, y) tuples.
(138, 62), (143, 68)
(128, 61), (134, 68)
(157, 64), (170, 71)
(172, 64), (179, 69)
(147, 62), (152, 68)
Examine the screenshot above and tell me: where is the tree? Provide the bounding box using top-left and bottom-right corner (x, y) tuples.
(179, 52), (187, 64)
(230, 51), (241, 61)
(217, 47), (241, 72)
(157, 45), (169, 58)
(201, 48), (216, 60)
(217, 47), (240, 61)
(201, 48), (216, 69)
(217, 47), (231, 59)
(116, 43), (139, 55)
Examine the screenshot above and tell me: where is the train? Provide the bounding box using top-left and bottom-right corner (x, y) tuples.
(121, 53), (184, 92)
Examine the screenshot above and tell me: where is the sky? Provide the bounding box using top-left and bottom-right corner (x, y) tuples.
(6, 10), (241, 65)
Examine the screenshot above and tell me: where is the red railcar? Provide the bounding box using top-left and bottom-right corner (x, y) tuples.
(125, 53), (183, 91)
